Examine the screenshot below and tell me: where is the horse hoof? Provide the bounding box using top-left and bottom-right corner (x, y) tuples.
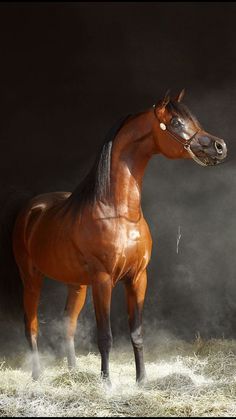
(32, 369), (41, 381)
(103, 378), (112, 389)
(101, 373), (112, 389)
(67, 354), (76, 370)
(136, 375), (147, 387)
(68, 363), (76, 371)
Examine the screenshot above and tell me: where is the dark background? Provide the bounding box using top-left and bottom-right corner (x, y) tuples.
(0, 2), (236, 356)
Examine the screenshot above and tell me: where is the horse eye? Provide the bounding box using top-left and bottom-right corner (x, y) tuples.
(171, 118), (182, 128)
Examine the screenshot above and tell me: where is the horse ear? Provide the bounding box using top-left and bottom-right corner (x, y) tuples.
(174, 88), (185, 102)
(160, 89), (171, 108)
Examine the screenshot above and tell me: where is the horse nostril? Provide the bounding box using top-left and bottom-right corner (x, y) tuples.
(215, 141), (223, 154)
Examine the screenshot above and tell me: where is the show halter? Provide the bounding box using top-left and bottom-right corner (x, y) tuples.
(152, 104), (207, 167)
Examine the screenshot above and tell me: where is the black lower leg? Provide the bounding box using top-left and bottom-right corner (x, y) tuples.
(92, 276), (112, 384)
(98, 329), (112, 379)
(125, 271), (147, 383)
(130, 325), (146, 382)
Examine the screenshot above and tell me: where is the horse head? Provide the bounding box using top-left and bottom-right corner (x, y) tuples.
(153, 89), (227, 166)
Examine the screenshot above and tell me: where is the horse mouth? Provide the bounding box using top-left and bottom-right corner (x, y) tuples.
(190, 149), (227, 167)
(198, 155), (220, 166)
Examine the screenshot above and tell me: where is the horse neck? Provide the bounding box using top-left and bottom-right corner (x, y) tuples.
(110, 111), (156, 221)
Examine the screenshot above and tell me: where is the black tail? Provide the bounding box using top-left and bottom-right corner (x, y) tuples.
(0, 187), (34, 320)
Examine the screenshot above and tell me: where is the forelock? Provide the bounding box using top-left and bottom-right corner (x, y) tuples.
(167, 101), (202, 128)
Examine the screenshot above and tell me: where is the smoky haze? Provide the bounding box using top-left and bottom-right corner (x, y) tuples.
(0, 2), (236, 356)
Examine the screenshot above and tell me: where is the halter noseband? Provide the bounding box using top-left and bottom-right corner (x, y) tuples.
(152, 104), (207, 167)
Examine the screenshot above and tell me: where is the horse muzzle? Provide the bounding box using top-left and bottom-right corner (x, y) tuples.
(189, 134), (228, 167)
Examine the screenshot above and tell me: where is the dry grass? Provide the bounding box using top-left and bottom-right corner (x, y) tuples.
(1, 337), (236, 416)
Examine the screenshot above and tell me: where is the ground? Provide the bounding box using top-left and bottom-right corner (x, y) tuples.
(0, 337), (236, 417)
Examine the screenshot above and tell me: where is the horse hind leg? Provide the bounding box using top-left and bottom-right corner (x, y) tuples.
(92, 274), (113, 385)
(20, 267), (43, 380)
(64, 284), (87, 369)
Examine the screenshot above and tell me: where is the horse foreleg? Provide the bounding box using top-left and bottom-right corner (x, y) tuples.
(92, 275), (112, 384)
(22, 272), (43, 380)
(125, 270), (147, 384)
(64, 284), (87, 369)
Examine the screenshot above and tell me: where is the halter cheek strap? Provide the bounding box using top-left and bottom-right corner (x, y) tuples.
(152, 104), (207, 167)
(183, 144), (208, 166)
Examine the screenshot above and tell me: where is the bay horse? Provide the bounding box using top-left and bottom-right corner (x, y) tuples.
(12, 90), (227, 384)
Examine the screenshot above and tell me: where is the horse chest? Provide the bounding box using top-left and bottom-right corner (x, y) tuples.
(112, 227), (150, 282)
(80, 218), (152, 282)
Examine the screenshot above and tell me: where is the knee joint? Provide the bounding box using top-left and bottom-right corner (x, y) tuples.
(98, 331), (113, 352)
(131, 327), (143, 350)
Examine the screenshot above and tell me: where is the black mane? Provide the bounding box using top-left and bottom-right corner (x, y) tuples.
(65, 114), (131, 215)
